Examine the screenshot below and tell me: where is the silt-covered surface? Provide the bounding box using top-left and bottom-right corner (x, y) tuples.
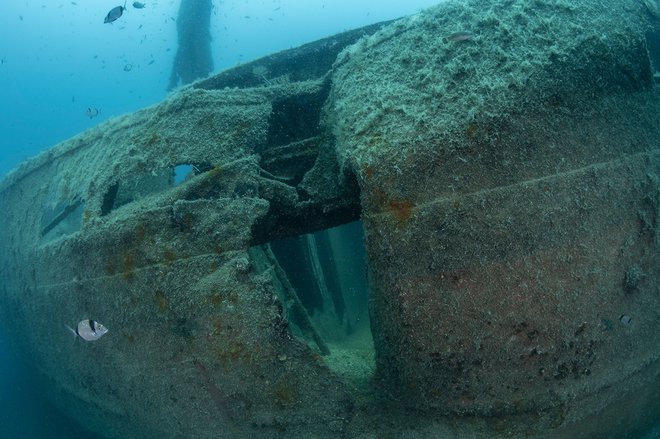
(327, 0), (660, 433)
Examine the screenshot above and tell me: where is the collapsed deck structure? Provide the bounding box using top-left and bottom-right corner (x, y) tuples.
(0, 0), (659, 437)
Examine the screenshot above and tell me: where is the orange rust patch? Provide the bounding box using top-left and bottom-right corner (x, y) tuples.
(212, 341), (249, 363)
(163, 248), (177, 265)
(146, 132), (160, 146)
(389, 199), (415, 223)
(309, 352), (323, 363)
(82, 209), (92, 225)
(122, 252), (136, 281)
(365, 187), (416, 225)
(154, 290), (169, 312)
(465, 122), (478, 139)
(363, 164), (376, 180)
(228, 343), (246, 360)
(208, 166), (222, 177)
(208, 294), (223, 306)
(180, 212), (194, 231)
(272, 383), (299, 405)
(135, 222), (147, 242)
(210, 317), (223, 335)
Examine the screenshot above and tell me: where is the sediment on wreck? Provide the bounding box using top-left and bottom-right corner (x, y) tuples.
(327, 0), (660, 436)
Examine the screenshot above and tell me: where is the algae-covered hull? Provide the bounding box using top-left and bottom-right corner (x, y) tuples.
(0, 1), (659, 437)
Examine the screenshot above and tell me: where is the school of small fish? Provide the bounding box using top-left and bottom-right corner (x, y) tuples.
(86, 2), (146, 118)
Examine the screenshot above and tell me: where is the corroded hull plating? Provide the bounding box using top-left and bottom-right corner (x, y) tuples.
(0, 1), (659, 437)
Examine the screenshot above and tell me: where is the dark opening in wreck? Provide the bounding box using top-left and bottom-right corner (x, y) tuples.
(251, 221), (374, 386)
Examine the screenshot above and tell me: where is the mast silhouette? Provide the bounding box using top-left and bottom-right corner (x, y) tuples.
(168, 0), (214, 90)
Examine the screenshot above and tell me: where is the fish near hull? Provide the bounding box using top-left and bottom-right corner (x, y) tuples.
(0, 16), (385, 437)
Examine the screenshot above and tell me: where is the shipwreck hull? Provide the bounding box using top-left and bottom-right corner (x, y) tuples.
(0, 0), (659, 437)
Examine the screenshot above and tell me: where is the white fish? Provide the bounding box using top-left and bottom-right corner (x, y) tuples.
(85, 107), (100, 119)
(445, 31), (474, 42)
(66, 319), (109, 341)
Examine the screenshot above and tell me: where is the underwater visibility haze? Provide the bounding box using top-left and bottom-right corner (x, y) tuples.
(0, 1), (437, 437)
(0, 0), (660, 438)
(0, 0), (438, 177)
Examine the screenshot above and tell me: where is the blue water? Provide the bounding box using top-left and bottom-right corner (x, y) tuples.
(0, 0), (438, 177)
(0, 1), (439, 436)
(0, 329), (98, 438)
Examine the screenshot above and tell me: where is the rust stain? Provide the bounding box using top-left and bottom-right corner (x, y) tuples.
(208, 293), (222, 306)
(180, 212), (194, 231)
(366, 187), (416, 225)
(122, 252), (135, 281)
(146, 132), (160, 146)
(363, 164), (376, 180)
(465, 122), (478, 139)
(135, 222), (147, 242)
(389, 199), (415, 223)
(272, 382), (299, 406)
(163, 248), (177, 265)
(208, 166), (222, 177)
(154, 290), (169, 312)
(82, 209), (92, 225)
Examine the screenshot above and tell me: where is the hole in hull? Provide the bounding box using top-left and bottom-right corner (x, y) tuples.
(250, 220), (374, 387)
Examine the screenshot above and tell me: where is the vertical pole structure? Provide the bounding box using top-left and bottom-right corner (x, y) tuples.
(168, 0), (214, 90)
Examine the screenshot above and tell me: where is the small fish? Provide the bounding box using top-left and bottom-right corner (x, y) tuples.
(66, 319), (109, 341)
(445, 31), (474, 42)
(133, 2), (146, 8)
(123, 63), (133, 72)
(86, 107), (100, 118)
(104, 4), (126, 24)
